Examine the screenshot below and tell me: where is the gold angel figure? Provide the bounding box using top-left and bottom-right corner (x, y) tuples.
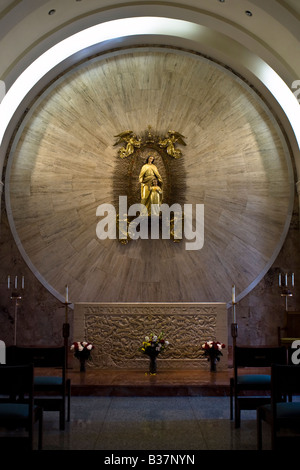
(159, 130), (186, 159)
(114, 130), (141, 158)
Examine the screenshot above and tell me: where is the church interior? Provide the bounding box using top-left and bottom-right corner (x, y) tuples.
(0, 0), (300, 453)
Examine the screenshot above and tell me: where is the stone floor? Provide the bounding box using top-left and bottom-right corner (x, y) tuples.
(2, 366), (300, 457)
(41, 395), (262, 451)
(37, 366), (270, 453)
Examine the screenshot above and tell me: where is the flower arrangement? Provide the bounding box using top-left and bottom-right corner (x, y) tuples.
(140, 332), (169, 357)
(140, 332), (169, 375)
(70, 341), (94, 371)
(202, 340), (226, 371)
(202, 340), (225, 358)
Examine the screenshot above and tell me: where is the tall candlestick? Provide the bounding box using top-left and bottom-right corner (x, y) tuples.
(233, 303), (236, 323)
(232, 285), (236, 304)
(232, 285), (236, 323)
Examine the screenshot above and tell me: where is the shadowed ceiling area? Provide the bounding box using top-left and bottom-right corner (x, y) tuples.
(6, 48), (293, 304)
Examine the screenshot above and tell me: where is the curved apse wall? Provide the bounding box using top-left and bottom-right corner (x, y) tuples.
(5, 47), (294, 305)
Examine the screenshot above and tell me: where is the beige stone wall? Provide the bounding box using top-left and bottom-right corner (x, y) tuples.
(0, 201), (299, 350)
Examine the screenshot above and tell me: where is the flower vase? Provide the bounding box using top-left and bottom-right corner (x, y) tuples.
(209, 356), (217, 372)
(79, 357), (86, 372)
(149, 355), (157, 375)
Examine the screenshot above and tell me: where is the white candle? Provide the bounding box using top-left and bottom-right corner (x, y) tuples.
(8, 275), (10, 289)
(292, 273), (295, 287)
(285, 273), (288, 286)
(65, 285), (69, 303)
(279, 273), (281, 286)
(22, 276), (24, 289)
(232, 285), (236, 304)
(15, 276), (17, 289)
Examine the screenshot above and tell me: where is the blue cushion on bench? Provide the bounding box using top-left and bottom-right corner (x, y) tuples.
(237, 374), (271, 385)
(0, 403), (29, 420)
(34, 376), (62, 386)
(262, 402), (300, 418)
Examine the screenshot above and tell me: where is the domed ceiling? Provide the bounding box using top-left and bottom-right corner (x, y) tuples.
(6, 47), (293, 305)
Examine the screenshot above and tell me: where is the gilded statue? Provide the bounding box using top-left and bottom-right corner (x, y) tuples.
(159, 130), (186, 159)
(147, 178), (163, 215)
(139, 155), (163, 214)
(114, 127), (186, 159)
(114, 130), (141, 158)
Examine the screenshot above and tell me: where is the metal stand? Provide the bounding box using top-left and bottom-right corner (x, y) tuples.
(231, 322), (238, 349)
(10, 292), (22, 346)
(231, 298), (238, 367)
(281, 292), (293, 311)
(231, 301), (238, 346)
(62, 302), (71, 368)
(279, 272), (294, 311)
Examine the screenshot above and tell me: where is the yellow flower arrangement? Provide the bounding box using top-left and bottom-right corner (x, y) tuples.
(140, 332), (169, 375)
(140, 332), (169, 356)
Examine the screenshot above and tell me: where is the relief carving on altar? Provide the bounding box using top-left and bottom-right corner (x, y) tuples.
(74, 303), (228, 370)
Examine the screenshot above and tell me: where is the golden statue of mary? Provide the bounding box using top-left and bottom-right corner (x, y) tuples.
(138, 155), (163, 214)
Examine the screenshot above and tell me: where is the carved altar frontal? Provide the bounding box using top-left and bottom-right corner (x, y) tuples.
(73, 303), (228, 370)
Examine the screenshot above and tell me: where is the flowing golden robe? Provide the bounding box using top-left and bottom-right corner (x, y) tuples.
(138, 163), (163, 211)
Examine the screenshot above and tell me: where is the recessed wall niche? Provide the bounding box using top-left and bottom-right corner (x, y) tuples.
(5, 47), (294, 305)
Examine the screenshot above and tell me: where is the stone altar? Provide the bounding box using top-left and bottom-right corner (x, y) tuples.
(73, 302), (228, 370)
